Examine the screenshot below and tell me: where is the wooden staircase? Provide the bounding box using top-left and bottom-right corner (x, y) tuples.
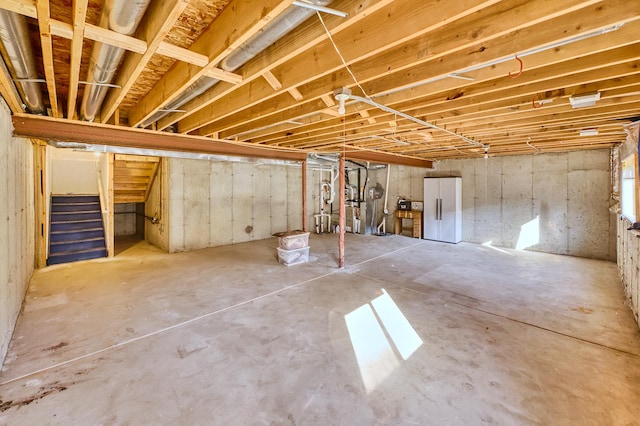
(114, 155), (160, 204)
(48, 195), (107, 265)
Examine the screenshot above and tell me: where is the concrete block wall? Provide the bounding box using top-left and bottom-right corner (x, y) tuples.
(377, 165), (428, 235)
(114, 203), (137, 236)
(0, 99), (35, 368)
(168, 158), (302, 253)
(432, 149), (615, 260)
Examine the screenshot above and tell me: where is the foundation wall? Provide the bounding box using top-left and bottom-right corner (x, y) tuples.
(167, 159), (302, 252)
(0, 100), (35, 368)
(430, 149), (615, 260)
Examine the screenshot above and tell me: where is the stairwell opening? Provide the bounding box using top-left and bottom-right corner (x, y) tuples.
(114, 202), (145, 255)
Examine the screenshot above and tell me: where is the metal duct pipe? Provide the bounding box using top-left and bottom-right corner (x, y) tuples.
(0, 10), (46, 114)
(80, 0), (151, 121)
(308, 152), (339, 163)
(142, 0), (333, 128)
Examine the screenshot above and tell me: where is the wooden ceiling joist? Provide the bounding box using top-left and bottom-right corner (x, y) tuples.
(99, 0), (190, 123)
(181, 0), (505, 134)
(66, 0), (87, 119)
(35, 0), (57, 117)
(205, 0), (638, 141)
(154, 0), (398, 130)
(0, 0), (638, 161)
(0, 61), (24, 113)
(127, 0), (297, 127)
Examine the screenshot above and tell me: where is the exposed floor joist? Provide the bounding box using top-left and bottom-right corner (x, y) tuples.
(0, 0), (637, 161)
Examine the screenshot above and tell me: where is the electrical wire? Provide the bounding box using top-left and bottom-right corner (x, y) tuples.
(526, 137), (541, 153)
(315, 11), (482, 149)
(349, 94), (484, 148)
(316, 11), (370, 100)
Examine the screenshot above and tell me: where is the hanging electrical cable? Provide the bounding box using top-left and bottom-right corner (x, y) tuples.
(344, 89), (485, 148)
(315, 11), (484, 149)
(315, 11), (371, 100)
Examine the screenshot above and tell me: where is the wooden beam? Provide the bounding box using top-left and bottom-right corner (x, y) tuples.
(198, 0), (629, 138)
(144, 161), (161, 202)
(156, 0), (397, 130)
(262, 59), (640, 148)
(84, 23), (147, 54)
(115, 154), (160, 162)
(219, 0), (640, 141)
(0, 0), (36, 18)
(321, 94), (335, 107)
(180, 0), (502, 134)
(100, 0), (190, 123)
(35, 0), (57, 117)
(322, 108), (342, 117)
(67, 0), (88, 119)
(128, 0), (296, 127)
(263, 70), (283, 90)
(345, 150), (432, 168)
(359, 110), (376, 124)
(156, 41), (208, 66)
(33, 141), (47, 268)
(0, 0), (253, 78)
(338, 153), (345, 268)
(107, 153), (114, 257)
(260, 46), (640, 148)
(205, 68), (243, 84)
(12, 114), (307, 161)
(0, 58), (24, 113)
(288, 87), (304, 101)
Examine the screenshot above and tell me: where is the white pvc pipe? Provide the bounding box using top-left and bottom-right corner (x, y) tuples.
(349, 94), (483, 148)
(377, 164), (391, 234)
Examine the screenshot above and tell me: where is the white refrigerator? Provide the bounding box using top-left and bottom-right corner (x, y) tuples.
(423, 177), (462, 243)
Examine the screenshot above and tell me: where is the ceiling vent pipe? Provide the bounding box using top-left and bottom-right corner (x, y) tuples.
(0, 10), (46, 114)
(141, 0), (333, 128)
(79, 0), (151, 121)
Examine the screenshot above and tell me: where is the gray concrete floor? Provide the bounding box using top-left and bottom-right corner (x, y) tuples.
(1, 234), (639, 425)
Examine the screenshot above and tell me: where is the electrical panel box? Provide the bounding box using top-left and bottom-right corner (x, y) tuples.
(398, 200), (412, 210)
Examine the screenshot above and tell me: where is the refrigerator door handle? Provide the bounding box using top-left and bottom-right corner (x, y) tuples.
(438, 198), (442, 220)
(435, 199), (439, 220)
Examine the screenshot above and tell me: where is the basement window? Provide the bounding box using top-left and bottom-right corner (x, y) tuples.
(621, 153), (637, 223)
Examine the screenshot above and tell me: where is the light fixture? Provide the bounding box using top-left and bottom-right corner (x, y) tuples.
(579, 128), (599, 136)
(569, 92), (600, 108)
(483, 144), (490, 159)
(334, 87), (352, 115)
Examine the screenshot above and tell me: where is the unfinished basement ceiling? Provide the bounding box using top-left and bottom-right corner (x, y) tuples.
(1, 0), (639, 162)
